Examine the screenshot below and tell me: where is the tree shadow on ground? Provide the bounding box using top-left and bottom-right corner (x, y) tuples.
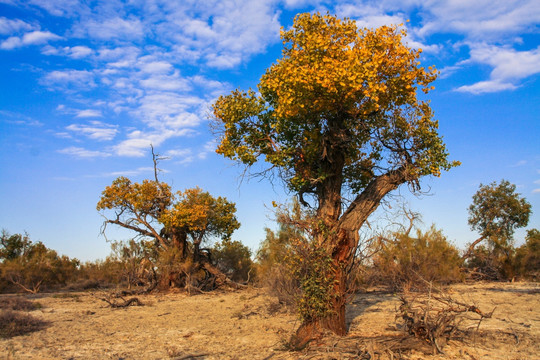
(346, 290), (396, 330)
(484, 286), (540, 294)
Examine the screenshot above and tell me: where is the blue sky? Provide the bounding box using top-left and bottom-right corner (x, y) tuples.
(1, 0), (539, 261)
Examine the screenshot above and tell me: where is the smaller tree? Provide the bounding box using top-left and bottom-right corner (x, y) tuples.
(465, 180), (531, 280)
(466, 180), (531, 255)
(97, 152), (241, 291)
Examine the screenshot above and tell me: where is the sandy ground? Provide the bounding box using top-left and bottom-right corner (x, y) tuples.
(1, 282), (539, 359)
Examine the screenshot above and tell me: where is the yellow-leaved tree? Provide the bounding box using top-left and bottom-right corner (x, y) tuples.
(212, 13), (458, 344)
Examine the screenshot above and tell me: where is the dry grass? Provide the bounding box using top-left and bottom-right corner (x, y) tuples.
(0, 282), (538, 359)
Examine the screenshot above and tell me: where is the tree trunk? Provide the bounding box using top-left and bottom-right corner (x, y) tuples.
(292, 166), (411, 347)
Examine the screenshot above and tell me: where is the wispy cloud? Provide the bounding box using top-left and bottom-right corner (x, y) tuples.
(98, 166), (156, 178)
(113, 128), (196, 157)
(75, 109), (102, 118)
(43, 45), (93, 59)
(0, 110), (44, 128)
(166, 148), (194, 164)
(1, 30), (62, 50)
(66, 121), (117, 141)
(23, 0), (89, 17)
(410, 0), (540, 41)
(57, 146), (111, 158)
(73, 16), (144, 41)
(0, 17), (33, 35)
(41, 69), (96, 90)
(511, 160), (528, 167)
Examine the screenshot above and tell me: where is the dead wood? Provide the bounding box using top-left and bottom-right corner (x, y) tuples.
(100, 294), (144, 308)
(397, 286), (494, 354)
(170, 353), (208, 360)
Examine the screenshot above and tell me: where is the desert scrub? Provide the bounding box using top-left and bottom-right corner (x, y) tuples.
(0, 297), (42, 311)
(0, 310), (48, 338)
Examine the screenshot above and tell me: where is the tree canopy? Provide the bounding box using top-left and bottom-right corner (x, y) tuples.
(213, 13), (457, 203)
(97, 178), (239, 254)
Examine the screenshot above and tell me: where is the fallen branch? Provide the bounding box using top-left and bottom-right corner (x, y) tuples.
(171, 353), (208, 360)
(100, 295), (144, 308)
(397, 287), (494, 354)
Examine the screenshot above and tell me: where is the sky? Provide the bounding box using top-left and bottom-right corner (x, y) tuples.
(0, 0), (539, 262)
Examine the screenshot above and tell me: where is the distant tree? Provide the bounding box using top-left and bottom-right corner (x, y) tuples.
(212, 12), (457, 342)
(466, 180), (531, 257)
(213, 240), (253, 283)
(0, 230), (32, 261)
(97, 152), (241, 290)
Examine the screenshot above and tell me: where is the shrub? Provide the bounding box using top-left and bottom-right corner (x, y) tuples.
(370, 226), (463, 290)
(0, 310), (48, 338)
(0, 297), (41, 311)
(1, 231), (80, 293)
(256, 227), (297, 298)
(514, 229), (540, 280)
(286, 238), (335, 321)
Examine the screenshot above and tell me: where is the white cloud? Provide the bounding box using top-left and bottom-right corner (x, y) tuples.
(68, 45), (92, 58)
(1, 30), (62, 50)
(75, 109), (103, 118)
(139, 71), (191, 92)
(156, 0), (282, 68)
(0, 17), (33, 35)
(66, 121), (118, 141)
(139, 61), (173, 74)
(114, 128), (196, 157)
(533, 188), (540, 194)
(455, 80), (517, 94)
(24, 0), (88, 17)
(100, 167), (155, 178)
(42, 69), (95, 89)
(512, 160), (527, 167)
(74, 17), (144, 41)
(166, 148), (194, 164)
(455, 45), (540, 94)
(197, 140), (216, 160)
(58, 146), (111, 158)
(412, 0), (540, 40)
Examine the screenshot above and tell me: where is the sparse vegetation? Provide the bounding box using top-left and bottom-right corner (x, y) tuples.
(0, 230), (80, 293)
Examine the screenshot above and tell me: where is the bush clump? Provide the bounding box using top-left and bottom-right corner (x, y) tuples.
(0, 297), (41, 311)
(369, 226), (464, 290)
(0, 310), (48, 338)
